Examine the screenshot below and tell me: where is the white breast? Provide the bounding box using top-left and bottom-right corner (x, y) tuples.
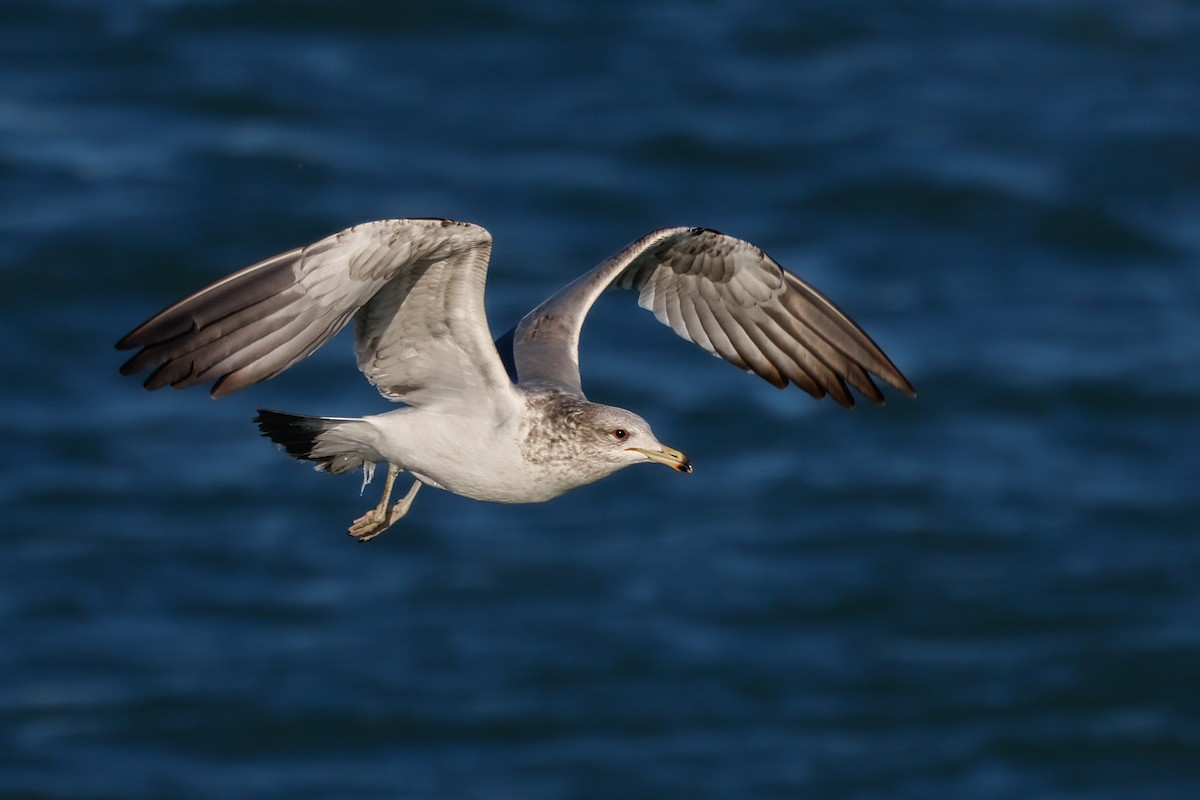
(363, 405), (602, 504)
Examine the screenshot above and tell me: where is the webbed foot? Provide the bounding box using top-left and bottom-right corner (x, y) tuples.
(348, 477), (422, 542)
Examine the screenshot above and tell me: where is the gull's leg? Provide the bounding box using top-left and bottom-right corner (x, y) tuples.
(348, 463), (399, 540)
(390, 480), (422, 522)
(353, 480), (423, 543)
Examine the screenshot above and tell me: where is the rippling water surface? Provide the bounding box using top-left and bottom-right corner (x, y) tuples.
(3, 2), (1199, 798)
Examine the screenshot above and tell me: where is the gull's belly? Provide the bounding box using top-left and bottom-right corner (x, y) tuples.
(405, 442), (572, 504)
(366, 408), (584, 504)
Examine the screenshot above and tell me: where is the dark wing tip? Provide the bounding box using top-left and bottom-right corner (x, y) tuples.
(210, 374), (239, 399)
(115, 327), (152, 352)
(828, 383), (856, 409)
(870, 362), (916, 400)
(118, 352), (143, 376)
(116, 312), (199, 352)
(116, 321), (156, 351)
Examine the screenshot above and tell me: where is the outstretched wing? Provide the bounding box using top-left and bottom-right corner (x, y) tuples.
(510, 227), (914, 406)
(117, 219), (520, 414)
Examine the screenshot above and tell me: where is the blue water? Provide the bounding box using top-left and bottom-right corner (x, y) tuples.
(3, 1), (1199, 797)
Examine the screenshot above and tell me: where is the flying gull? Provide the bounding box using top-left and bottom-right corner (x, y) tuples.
(117, 219), (914, 540)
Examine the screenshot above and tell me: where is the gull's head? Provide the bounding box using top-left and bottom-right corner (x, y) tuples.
(585, 405), (692, 475)
(520, 392), (693, 496)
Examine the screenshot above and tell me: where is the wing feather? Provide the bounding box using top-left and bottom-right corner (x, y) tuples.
(710, 301), (785, 387)
(511, 227), (914, 403)
(688, 293), (750, 372)
(117, 219), (520, 414)
(193, 311), (321, 387)
(676, 295), (717, 354)
(119, 291), (296, 378)
(756, 316), (844, 403)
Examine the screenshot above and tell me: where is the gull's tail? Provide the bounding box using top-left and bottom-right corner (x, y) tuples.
(253, 409), (380, 475)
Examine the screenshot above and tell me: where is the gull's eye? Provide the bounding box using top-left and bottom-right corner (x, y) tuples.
(611, 428), (629, 441)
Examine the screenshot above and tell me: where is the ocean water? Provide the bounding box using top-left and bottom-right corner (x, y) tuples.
(3, 1), (1199, 798)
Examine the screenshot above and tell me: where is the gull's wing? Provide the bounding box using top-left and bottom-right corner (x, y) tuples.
(511, 227), (914, 406)
(117, 219), (520, 414)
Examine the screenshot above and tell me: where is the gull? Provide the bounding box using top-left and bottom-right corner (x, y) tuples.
(117, 219), (914, 540)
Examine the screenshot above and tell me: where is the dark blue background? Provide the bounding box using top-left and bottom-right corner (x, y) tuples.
(3, 2), (1199, 797)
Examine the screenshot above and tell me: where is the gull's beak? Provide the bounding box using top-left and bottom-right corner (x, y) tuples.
(630, 445), (693, 474)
